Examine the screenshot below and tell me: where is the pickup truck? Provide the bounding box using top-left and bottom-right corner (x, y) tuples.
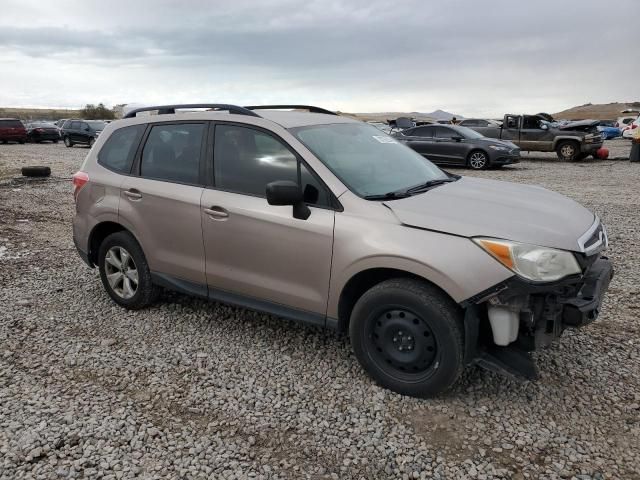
(467, 114), (603, 161)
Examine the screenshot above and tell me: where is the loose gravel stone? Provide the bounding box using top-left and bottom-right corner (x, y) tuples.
(1, 140), (639, 479)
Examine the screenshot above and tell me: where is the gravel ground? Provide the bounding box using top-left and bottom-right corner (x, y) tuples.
(1, 140), (639, 480)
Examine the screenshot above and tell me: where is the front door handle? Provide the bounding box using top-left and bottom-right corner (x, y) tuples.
(123, 189), (142, 200)
(203, 206), (229, 220)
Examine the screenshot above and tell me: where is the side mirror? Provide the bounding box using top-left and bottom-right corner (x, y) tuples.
(540, 124), (549, 130)
(84, 126), (91, 131)
(266, 180), (310, 220)
(451, 135), (464, 142)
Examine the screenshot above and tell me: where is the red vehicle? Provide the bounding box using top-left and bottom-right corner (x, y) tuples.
(0, 118), (27, 144)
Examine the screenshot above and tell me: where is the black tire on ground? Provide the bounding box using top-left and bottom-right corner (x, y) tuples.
(18, 140), (25, 144)
(467, 150), (489, 170)
(98, 231), (159, 310)
(21, 166), (51, 177)
(53, 139), (59, 144)
(556, 141), (580, 161)
(64, 136), (73, 147)
(349, 278), (465, 398)
(1, 140), (6, 144)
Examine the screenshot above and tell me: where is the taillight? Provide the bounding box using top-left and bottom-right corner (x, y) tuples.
(72, 171), (89, 201)
(633, 124), (638, 129)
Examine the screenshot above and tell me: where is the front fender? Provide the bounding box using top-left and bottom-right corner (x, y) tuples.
(327, 214), (514, 319)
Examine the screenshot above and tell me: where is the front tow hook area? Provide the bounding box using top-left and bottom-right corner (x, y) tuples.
(474, 346), (539, 381)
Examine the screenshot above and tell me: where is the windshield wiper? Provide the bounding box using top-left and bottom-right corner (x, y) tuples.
(364, 176), (458, 200)
(363, 191), (412, 200)
(405, 178), (456, 194)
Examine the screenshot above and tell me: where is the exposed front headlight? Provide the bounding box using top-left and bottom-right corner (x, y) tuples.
(473, 238), (581, 282)
(488, 145), (509, 151)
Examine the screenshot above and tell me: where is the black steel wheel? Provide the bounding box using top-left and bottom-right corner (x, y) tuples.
(350, 278), (464, 397)
(368, 308), (439, 380)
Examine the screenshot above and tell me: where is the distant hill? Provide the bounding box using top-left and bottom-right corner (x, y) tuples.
(419, 109), (464, 121)
(552, 102), (640, 121)
(0, 107), (81, 121)
(349, 109), (464, 122)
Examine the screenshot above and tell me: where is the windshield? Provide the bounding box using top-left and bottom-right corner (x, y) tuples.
(86, 121), (106, 130)
(291, 123), (448, 198)
(454, 126), (485, 139)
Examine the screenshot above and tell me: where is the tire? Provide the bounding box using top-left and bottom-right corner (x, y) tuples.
(556, 141), (580, 161)
(53, 139), (59, 144)
(21, 166), (51, 177)
(19, 140), (25, 144)
(467, 150), (489, 170)
(1, 140), (6, 144)
(64, 136), (73, 147)
(349, 278), (464, 398)
(98, 231), (159, 310)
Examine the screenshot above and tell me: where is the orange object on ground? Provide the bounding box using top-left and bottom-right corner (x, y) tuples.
(596, 147), (609, 159)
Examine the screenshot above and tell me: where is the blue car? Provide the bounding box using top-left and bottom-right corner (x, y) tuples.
(597, 122), (621, 140)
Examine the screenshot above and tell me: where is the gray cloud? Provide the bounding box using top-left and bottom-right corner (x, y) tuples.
(0, 0), (637, 115)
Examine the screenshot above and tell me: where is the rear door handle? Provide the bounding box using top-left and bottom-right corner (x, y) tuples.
(203, 206), (229, 220)
(123, 189), (142, 200)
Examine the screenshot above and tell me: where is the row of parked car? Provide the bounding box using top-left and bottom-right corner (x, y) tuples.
(0, 118), (109, 146)
(373, 112), (619, 168)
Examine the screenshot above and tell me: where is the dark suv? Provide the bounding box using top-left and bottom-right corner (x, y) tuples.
(0, 118), (27, 144)
(61, 119), (106, 147)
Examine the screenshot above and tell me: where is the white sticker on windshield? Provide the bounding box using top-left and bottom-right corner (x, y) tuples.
(373, 135), (397, 144)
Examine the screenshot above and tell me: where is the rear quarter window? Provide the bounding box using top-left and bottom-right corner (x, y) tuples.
(97, 124), (146, 174)
(0, 119), (24, 128)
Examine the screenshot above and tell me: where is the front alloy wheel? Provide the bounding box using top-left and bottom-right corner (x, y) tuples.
(104, 246), (138, 299)
(468, 151), (488, 170)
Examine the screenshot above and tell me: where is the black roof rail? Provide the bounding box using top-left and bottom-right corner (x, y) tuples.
(244, 105), (338, 116)
(123, 104), (261, 119)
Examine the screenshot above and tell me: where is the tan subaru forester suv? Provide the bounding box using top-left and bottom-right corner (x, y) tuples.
(72, 104), (613, 397)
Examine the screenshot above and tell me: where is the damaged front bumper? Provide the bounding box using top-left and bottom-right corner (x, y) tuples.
(462, 255), (614, 380)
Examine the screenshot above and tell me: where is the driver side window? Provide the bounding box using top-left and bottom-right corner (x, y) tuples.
(213, 125), (331, 208)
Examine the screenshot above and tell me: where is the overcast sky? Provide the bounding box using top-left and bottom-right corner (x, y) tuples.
(0, 0), (637, 117)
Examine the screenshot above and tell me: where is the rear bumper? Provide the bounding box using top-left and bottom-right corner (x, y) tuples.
(73, 232), (92, 267)
(31, 133), (60, 141)
(0, 133), (27, 141)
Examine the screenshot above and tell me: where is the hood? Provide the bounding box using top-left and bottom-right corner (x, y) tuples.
(558, 120), (599, 132)
(383, 177), (594, 252)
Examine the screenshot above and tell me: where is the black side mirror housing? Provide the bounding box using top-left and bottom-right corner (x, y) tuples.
(266, 180), (310, 220)
(452, 135), (464, 142)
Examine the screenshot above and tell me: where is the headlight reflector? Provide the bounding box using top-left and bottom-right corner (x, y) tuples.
(474, 238), (581, 282)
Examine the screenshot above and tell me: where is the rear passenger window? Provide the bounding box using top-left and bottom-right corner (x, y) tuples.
(70, 121), (82, 129)
(434, 127), (457, 139)
(97, 124), (145, 174)
(141, 123), (204, 184)
(409, 127), (434, 138)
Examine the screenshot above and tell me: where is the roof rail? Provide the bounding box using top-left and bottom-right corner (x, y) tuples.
(123, 104), (261, 119)
(244, 105), (338, 116)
